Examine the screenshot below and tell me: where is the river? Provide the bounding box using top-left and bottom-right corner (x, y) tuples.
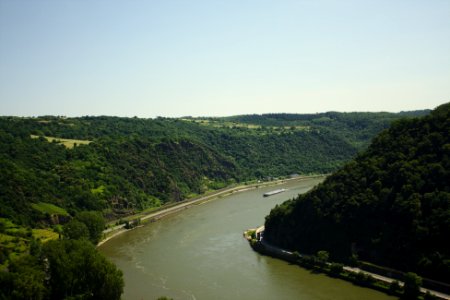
(99, 177), (395, 300)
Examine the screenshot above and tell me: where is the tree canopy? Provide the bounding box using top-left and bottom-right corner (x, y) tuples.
(0, 239), (124, 300)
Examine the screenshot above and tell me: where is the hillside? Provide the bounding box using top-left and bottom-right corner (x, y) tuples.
(0, 110), (427, 227)
(264, 104), (450, 282)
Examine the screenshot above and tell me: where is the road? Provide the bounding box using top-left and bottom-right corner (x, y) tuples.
(253, 226), (450, 300)
(101, 175), (325, 242)
(342, 266), (450, 300)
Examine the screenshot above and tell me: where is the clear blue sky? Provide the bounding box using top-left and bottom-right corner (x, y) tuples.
(1, 0), (449, 117)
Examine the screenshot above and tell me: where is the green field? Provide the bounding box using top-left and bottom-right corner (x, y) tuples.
(0, 218), (60, 268)
(32, 228), (59, 243)
(31, 134), (91, 148)
(31, 202), (69, 216)
(0, 218), (29, 266)
(181, 118), (311, 133)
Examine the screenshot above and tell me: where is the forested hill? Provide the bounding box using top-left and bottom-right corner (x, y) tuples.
(0, 110), (427, 226)
(264, 103), (450, 282)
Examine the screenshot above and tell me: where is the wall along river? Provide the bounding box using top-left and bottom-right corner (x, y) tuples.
(99, 177), (395, 300)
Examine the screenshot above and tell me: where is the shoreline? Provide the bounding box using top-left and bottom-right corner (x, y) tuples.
(98, 174), (326, 247)
(244, 228), (450, 300)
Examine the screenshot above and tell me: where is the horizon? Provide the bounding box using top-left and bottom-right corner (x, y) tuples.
(0, 106), (435, 119)
(1, 1), (449, 117)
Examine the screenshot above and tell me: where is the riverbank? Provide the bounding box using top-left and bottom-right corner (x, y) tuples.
(244, 227), (450, 300)
(102, 176), (391, 300)
(98, 174), (326, 247)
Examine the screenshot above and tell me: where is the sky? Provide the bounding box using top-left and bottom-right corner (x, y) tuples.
(0, 0), (449, 117)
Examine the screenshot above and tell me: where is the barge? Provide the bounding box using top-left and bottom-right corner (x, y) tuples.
(263, 188), (287, 197)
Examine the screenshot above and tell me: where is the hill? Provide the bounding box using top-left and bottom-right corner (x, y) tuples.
(0, 110), (427, 227)
(264, 104), (450, 283)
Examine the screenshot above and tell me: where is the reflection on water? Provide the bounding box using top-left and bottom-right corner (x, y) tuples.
(100, 178), (395, 300)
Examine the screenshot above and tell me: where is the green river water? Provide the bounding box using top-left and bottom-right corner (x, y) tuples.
(99, 177), (396, 300)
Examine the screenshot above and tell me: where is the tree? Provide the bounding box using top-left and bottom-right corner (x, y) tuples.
(316, 250), (329, 265)
(402, 272), (422, 299)
(329, 263), (344, 276)
(63, 219), (89, 240)
(29, 237), (42, 257)
(75, 211), (105, 244)
(43, 239), (124, 300)
(1, 255), (47, 300)
(349, 253), (359, 267)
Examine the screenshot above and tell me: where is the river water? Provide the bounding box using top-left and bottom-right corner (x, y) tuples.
(100, 178), (395, 300)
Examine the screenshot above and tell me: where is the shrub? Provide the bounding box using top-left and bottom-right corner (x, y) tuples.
(389, 280), (401, 295)
(330, 263), (344, 276)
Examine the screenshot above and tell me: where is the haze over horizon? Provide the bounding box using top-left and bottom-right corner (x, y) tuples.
(1, 0), (449, 117)
(0, 108), (439, 119)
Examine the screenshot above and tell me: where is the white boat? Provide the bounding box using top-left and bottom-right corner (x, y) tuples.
(263, 188), (287, 197)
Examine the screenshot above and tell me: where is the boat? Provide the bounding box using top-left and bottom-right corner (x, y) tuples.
(263, 188), (287, 197)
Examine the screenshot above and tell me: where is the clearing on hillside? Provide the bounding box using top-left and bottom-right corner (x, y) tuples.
(31, 135), (91, 148)
(31, 202), (69, 216)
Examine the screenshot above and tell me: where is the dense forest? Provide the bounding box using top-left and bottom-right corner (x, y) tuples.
(264, 103), (450, 283)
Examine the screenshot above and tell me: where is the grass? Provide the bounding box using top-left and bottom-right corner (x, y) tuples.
(31, 134), (91, 149)
(32, 229), (59, 243)
(187, 119), (264, 129)
(5, 227), (28, 236)
(0, 233), (27, 253)
(181, 119), (311, 133)
(0, 219), (30, 268)
(0, 233), (16, 243)
(31, 202), (69, 216)
(0, 217), (15, 229)
(91, 185), (105, 195)
(1, 217), (59, 269)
